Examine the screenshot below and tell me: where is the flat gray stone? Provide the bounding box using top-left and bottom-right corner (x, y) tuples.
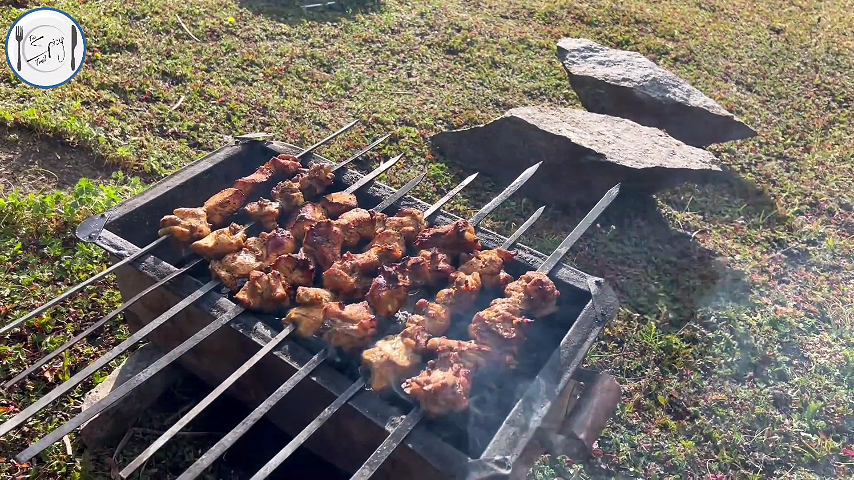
(80, 343), (182, 448)
(556, 37), (757, 148)
(430, 106), (723, 208)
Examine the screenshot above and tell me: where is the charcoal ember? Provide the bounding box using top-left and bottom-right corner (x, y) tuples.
(430, 106), (724, 206)
(555, 37), (757, 148)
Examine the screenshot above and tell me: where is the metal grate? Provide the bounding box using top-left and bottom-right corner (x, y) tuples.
(0, 121), (622, 479)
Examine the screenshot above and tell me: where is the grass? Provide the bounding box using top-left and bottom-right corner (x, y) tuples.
(1, 0), (853, 478)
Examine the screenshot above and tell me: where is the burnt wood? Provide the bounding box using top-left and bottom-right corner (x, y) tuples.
(80, 140), (619, 479)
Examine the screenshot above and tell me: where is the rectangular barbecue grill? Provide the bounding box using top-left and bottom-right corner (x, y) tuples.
(3, 128), (621, 479)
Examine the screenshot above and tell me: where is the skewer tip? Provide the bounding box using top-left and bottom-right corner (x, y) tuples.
(534, 205), (546, 214)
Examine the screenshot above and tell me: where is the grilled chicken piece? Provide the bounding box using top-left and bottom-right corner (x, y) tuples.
(286, 203), (327, 242)
(257, 228), (298, 266)
(271, 177), (305, 211)
(366, 265), (411, 318)
(468, 297), (532, 366)
(300, 163), (335, 198)
(234, 270), (292, 313)
(333, 209), (384, 247)
(383, 208), (427, 243)
(320, 191), (358, 219)
(404, 249), (455, 288)
(270, 252), (316, 287)
(244, 198), (281, 231)
(413, 219), (480, 255)
(400, 299), (452, 352)
(362, 335), (421, 392)
(504, 272), (560, 318)
(458, 249), (515, 290)
(402, 353), (474, 416)
(158, 207), (211, 242)
(284, 287), (336, 337)
(203, 188), (247, 227)
(303, 219), (346, 271)
(425, 338), (491, 370)
(209, 228), (297, 291)
(435, 271), (482, 312)
(210, 249), (261, 291)
(322, 231), (406, 299)
(190, 223), (246, 259)
(322, 301), (379, 351)
(234, 154), (302, 197)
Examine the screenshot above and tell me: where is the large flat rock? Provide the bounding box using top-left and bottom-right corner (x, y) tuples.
(556, 37), (757, 148)
(430, 106), (723, 208)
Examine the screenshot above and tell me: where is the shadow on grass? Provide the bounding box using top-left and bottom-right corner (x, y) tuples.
(237, 0), (383, 24)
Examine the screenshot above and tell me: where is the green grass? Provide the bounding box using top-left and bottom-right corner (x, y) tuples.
(2, 0), (853, 478)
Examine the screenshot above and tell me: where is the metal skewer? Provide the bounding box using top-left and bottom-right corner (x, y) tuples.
(0, 120), (361, 338)
(1, 134), (391, 390)
(346, 184), (622, 480)
(172, 163), (542, 480)
(119, 171), (478, 479)
(249, 206), (546, 480)
(1, 154), (403, 451)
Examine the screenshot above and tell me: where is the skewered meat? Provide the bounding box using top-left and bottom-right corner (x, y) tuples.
(271, 177), (305, 211)
(158, 207), (211, 242)
(234, 154), (302, 196)
(400, 299), (452, 352)
(244, 199), (281, 231)
(468, 297), (532, 366)
(209, 228), (297, 291)
(333, 209), (383, 247)
(504, 272), (560, 318)
(203, 188), (247, 227)
(362, 335), (421, 392)
(322, 301), (379, 351)
(404, 249), (454, 288)
(303, 219), (345, 271)
(271, 252), (316, 287)
(414, 219), (480, 255)
(366, 265), (411, 318)
(401, 353), (474, 416)
(234, 270), (292, 313)
(299, 163), (335, 198)
(322, 232), (406, 298)
(320, 191), (358, 219)
(425, 338), (491, 370)
(210, 249), (261, 291)
(190, 223), (246, 259)
(367, 229), (406, 262)
(382, 208), (427, 243)
(458, 249), (515, 290)
(435, 271), (482, 312)
(286, 203), (327, 242)
(284, 287), (335, 337)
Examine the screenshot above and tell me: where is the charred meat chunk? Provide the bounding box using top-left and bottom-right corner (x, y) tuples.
(271, 177), (306, 212)
(404, 249), (455, 288)
(321, 301), (379, 351)
(203, 188), (247, 227)
(333, 209), (383, 247)
(362, 335), (421, 392)
(435, 271), (482, 312)
(234, 270), (292, 313)
(284, 287), (336, 337)
(270, 252), (316, 287)
(300, 163), (335, 198)
(468, 297), (532, 366)
(504, 272), (560, 318)
(244, 198), (281, 231)
(320, 191), (358, 219)
(458, 249), (515, 290)
(366, 265), (411, 318)
(382, 208), (427, 243)
(413, 219), (480, 255)
(286, 203), (327, 242)
(234, 154), (302, 196)
(190, 223), (246, 260)
(303, 219), (345, 272)
(159, 207), (211, 242)
(402, 353), (475, 417)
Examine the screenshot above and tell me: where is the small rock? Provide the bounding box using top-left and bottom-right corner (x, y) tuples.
(430, 106), (724, 209)
(556, 37), (757, 148)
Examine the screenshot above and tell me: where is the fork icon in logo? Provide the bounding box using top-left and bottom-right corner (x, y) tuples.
(15, 25), (23, 72)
